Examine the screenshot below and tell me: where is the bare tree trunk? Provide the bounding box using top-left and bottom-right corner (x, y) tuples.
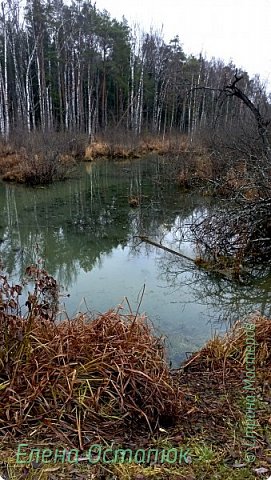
(87, 65), (93, 138)
(26, 39), (37, 132)
(129, 47), (135, 130)
(187, 75), (194, 138)
(71, 53), (76, 128)
(0, 65), (5, 135)
(1, 2), (9, 139)
(135, 56), (144, 135)
(64, 63), (69, 130)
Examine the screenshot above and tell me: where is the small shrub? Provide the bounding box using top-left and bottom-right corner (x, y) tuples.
(19, 152), (74, 185)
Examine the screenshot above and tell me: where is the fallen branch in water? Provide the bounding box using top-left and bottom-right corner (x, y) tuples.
(136, 235), (195, 262)
(136, 235), (245, 282)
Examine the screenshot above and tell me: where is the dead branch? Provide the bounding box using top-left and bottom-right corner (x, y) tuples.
(191, 71), (271, 156)
(137, 235), (195, 262)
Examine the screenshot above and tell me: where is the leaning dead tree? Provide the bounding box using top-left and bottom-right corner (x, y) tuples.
(223, 72), (271, 157)
(192, 70), (271, 159)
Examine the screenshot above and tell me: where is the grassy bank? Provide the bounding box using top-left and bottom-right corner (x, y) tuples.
(1, 130), (270, 202)
(1, 316), (270, 479)
(82, 135), (271, 203)
(0, 266), (270, 479)
(0, 132), (192, 186)
(84, 133), (189, 161)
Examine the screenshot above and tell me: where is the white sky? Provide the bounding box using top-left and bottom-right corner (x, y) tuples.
(94, 0), (271, 90)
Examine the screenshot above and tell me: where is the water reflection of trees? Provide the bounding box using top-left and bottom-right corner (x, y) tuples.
(0, 181), (129, 287)
(2, 155), (269, 328)
(129, 190), (205, 247)
(156, 252), (271, 329)
(0, 157), (199, 289)
(128, 185), (271, 330)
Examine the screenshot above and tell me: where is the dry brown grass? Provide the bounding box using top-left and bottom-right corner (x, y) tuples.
(139, 135), (189, 156)
(85, 141), (137, 160)
(0, 134), (81, 185)
(183, 313), (271, 378)
(176, 150), (213, 188)
(84, 142), (110, 160)
(193, 153), (213, 180)
(84, 134), (190, 161)
(0, 150), (75, 185)
(1, 265), (270, 478)
(0, 142), (26, 181)
(0, 267), (180, 448)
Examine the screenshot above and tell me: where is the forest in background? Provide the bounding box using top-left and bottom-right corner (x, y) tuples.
(0, 0), (270, 144)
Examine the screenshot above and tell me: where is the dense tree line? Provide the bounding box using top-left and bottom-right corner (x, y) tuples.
(0, 0), (270, 140)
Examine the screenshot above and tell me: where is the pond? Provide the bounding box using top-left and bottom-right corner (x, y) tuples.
(1, 155), (271, 366)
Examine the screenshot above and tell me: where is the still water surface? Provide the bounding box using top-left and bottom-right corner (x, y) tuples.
(0, 156), (270, 365)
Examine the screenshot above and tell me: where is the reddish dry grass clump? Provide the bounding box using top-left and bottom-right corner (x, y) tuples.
(0, 139), (76, 185)
(84, 134), (190, 161)
(0, 143), (26, 182)
(0, 268), (180, 448)
(183, 313), (271, 377)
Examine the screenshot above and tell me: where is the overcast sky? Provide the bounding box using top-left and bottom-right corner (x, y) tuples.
(94, 0), (271, 90)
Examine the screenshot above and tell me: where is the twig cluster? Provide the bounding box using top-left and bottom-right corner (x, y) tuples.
(192, 198), (271, 269)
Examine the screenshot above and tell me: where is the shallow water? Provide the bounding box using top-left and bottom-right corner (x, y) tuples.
(0, 156), (270, 366)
